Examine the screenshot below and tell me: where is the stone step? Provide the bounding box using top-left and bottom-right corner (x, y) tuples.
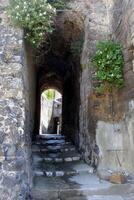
(33, 160), (94, 177)
(36, 139), (65, 145)
(37, 134), (65, 140)
(31, 173), (131, 200)
(32, 144), (76, 153)
(30, 195), (128, 200)
(33, 151), (81, 163)
(35, 140), (72, 146)
(63, 196), (124, 200)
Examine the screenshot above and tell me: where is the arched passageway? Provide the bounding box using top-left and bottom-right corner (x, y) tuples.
(34, 52), (80, 145)
(25, 9), (95, 200)
(31, 12), (83, 146)
(29, 17), (87, 198)
(40, 89), (62, 135)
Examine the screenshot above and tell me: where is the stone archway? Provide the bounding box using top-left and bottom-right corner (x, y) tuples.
(31, 8), (84, 145)
(39, 88), (62, 135)
(1, 0), (134, 199)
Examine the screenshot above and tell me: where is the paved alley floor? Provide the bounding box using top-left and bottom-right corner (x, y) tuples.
(30, 134), (134, 200)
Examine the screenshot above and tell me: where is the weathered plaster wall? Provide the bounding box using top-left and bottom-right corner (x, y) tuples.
(79, 0), (134, 178)
(96, 0), (134, 177)
(24, 44), (37, 142)
(40, 95), (54, 134)
(79, 0), (112, 166)
(0, 0), (35, 199)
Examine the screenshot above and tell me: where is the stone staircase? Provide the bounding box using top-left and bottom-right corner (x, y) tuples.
(31, 134), (93, 178)
(29, 134), (133, 200)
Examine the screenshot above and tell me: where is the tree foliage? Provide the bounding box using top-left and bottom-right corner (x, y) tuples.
(8, 0), (56, 47)
(43, 89), (55, 100)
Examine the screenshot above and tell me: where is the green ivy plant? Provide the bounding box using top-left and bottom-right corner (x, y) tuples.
(91, 40), (124, 93)
(8, 0), (56, 47)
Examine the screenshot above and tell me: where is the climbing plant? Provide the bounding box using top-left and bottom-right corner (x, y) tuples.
(8, 0), (57, 47)
(91, 40), (124, 92)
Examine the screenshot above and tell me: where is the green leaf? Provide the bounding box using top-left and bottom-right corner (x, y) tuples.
(91, 40), (124, 92)
(8, 0), (56, 47)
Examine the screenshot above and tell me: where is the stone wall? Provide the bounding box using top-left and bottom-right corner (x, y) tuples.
(96, 0), (134, 177)
(79, 0), (112, 166)
(24, 44), (37, 142)
(40, 95), (54, 134)
(79, 0), (134, 178)
(0, 0), (35, 199)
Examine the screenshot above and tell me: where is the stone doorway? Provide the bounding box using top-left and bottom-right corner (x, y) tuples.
(39, 89), (62, 135)
(30, 10), (82, 146)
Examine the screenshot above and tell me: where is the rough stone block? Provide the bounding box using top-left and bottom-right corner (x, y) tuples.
(55, 171), (64, 177)
(64, 157), (72, 162)
(110, 173), (126, 184)
(55, 158), (63, 162)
